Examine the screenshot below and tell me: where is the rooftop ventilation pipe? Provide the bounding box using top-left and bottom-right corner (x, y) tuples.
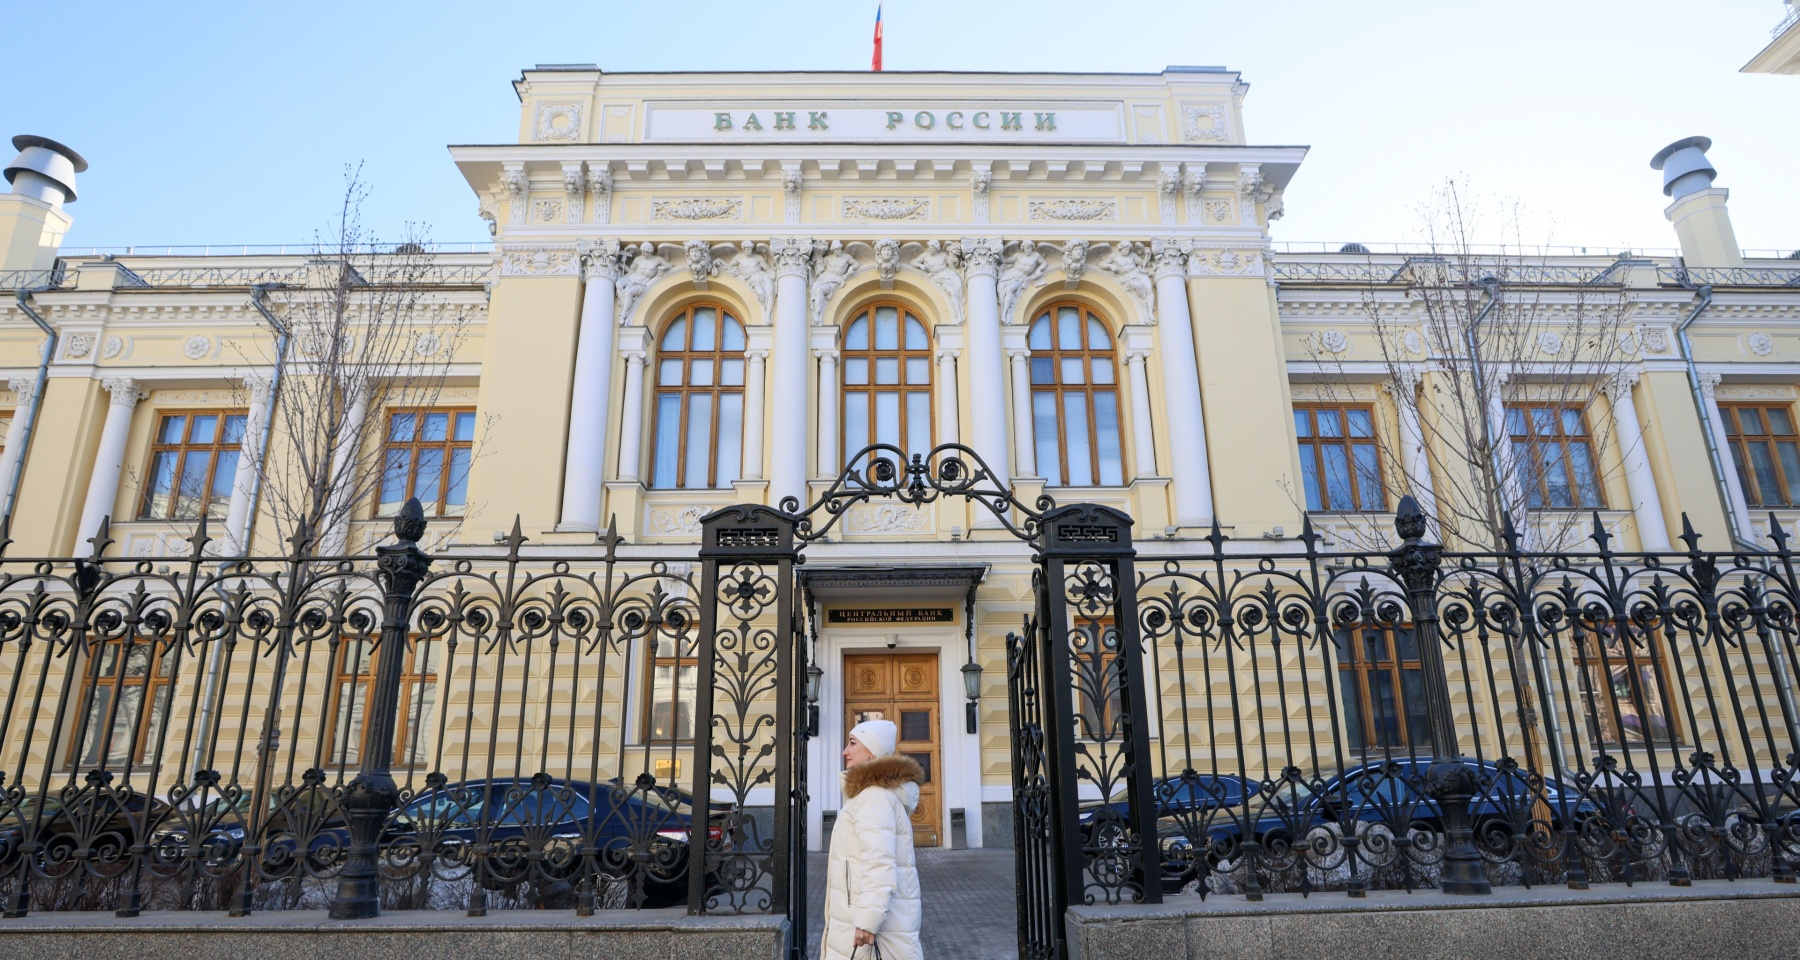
(1650, 136), (1717, 200)
(3, 135), (86, 210)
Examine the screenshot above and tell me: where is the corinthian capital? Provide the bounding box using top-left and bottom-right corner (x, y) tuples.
(1150, 238), (1189, 279)
(1697, 372), (1723, 399)
(1603, 370), (1640, 403)
(101, 377), (148, 406)
(577, 238), (624, 280)
(1384, 364), (1424, 396)
(961, 237), (1005, 278)
(768, 237), (814, 279)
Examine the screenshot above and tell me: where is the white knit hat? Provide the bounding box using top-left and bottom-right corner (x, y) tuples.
(848, 718), (898, 759)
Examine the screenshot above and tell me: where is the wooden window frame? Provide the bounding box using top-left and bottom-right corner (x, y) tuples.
(1721, 402), (1800, 508)
(375, 407), (477, 518)
(1572, 618), (1680, 748)
(324, 636), (439, 768)
(1028, 302), (1125, 488)
(1293, 403), (1387, 513)
(839, 300), (935, 465)
(1506, 403), (1606, 510)
(650, 302), (746, 490)
(70, 638), (175, 768)
(1333, 624), (1430, 752)
(138, 408), (250, 521)
(643, 636), (699, 745)
(1072, 619), (1124, 738)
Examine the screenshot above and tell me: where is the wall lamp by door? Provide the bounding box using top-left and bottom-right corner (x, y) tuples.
(961, 660), (982, 734)
(805, 662), (823, 738)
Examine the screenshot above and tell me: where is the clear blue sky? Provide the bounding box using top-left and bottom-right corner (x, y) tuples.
(3, 0), (1794, 254)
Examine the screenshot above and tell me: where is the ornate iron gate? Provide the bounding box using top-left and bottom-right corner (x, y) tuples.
(690, 443), (1154, 960)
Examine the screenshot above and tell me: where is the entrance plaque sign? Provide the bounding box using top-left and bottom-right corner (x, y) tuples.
(827, 607), (956, 624)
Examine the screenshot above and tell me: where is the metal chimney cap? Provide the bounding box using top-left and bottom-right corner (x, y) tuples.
(5, 135), (87, 205)
(1650, 136), (1712, 171)
(1649, 136), (1718, 199)
(10, 135), (87, 173)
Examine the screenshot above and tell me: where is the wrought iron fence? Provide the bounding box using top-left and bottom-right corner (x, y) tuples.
(1108, 500), (1800, 903)
(7, 462), (1800, 953)
(0, 502), (799, 921)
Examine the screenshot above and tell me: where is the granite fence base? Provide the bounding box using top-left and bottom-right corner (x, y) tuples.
(0, 908), (788, 960)
(1066, 879), (1800, 960)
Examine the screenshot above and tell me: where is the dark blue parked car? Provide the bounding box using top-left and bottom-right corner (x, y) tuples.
(152, 776), (729, 907)
(1076, 774), (1262, 829)
(1153, 759), (1599, 888)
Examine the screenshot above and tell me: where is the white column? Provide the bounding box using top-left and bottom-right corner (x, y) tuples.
(77, 377), (147, 550)
(768, 238), (812, 509)
(615, 349), (647, 482)
(1007, 348), (1037, 479)
(742, 349), (768, 481)
(319, 383), (371, 555)
(935, 349), (961, 446)
(557, 240), (621, 532)
(1387, 367), (1435, 514)
(961, 238), (1011, 488)
(1605, 371), (1670, 551)
(1124, 350), (1158, 478)
(1151, 242), (1213, 525)
(1482, 368), (1533, 528)
(815, 349), (839, 477)
(0, 376), (37, 511)
(223, 377), (272, 555)
(1699, 373), (1753, 538)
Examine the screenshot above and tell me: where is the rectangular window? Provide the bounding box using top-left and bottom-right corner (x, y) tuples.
(377, 409), (476, 517)
(1332, 625), (1431, 753)
(646, 635), (698, 743)
(1072, 620), (1124, 739)
(1722, 403), (1800, 508)
(1294, 404), (1384, 512)
(1506, 404), (1603, 510)
(73, 639), (175, 766)
(1574, 620), (1677, 747)
(140, 410), (249, 520)
(326, 636), (439, 767)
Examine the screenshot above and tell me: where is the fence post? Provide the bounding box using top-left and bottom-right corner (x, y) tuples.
(1387, 495), (1490, 895)
(688, 504), (799, 916)
(328, 498), (432, 919)
(1037, 504), (1159, 907)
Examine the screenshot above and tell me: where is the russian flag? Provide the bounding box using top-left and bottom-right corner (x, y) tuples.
(872, 3), (883, 71)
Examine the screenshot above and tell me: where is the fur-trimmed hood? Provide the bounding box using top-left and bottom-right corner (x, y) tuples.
(842, 754), (925, 800)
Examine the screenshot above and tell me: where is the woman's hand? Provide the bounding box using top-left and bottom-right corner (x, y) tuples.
(853, 928), (875, 947)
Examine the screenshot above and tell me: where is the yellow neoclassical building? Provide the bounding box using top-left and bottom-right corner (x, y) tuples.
(1, 65), (1798, 861)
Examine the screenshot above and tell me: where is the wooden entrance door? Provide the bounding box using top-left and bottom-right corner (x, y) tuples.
(844, 652), (942, 847)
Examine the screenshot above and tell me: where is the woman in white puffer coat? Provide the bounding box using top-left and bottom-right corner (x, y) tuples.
(820, 719), (925, 960)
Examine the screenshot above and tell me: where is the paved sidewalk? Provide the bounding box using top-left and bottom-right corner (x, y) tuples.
(804, 847), (1017, 959)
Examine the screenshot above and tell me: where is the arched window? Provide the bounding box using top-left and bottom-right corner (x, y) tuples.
(650, 304), (745, 490)
(1030, 303), (1124, 487)
(842, 302), (932, 463)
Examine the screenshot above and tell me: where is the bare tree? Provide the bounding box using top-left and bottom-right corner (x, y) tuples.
(1302, 181), (1634, 552)
(231, 167), (477, 556)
